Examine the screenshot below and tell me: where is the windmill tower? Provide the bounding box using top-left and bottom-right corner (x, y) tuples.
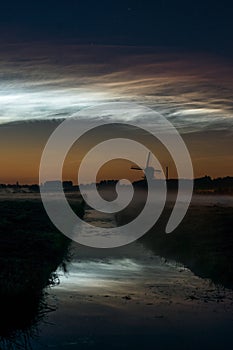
(131, 152), (161, 180)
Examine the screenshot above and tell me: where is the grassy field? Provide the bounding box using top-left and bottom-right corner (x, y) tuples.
(115, 189), (233, 289)
(0, 198), (84, 336)
(141, 204), (233, 289)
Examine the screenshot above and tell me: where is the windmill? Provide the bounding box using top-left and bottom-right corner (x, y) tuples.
(131, 152), (161, 180)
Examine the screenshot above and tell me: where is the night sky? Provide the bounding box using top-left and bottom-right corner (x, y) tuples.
(0, 0), (232, 183)
(0, 0), (232, 50)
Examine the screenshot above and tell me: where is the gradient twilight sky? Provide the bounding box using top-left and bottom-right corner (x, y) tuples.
(0, 1), (232, 184)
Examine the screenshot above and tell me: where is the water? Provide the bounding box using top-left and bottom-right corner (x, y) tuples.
(29, 206), (233, 350)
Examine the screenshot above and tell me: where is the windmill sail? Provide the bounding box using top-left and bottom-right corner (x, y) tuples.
(146, 152), (151, 168)
(131, 166), (143, 170)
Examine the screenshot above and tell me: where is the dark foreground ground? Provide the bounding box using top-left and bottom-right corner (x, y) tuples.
(0, 197), (84, 340)
(0, 193), (232, 349)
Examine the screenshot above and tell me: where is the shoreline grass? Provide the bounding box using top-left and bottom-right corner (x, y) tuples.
(141, 205), (233, 289)
(0, 198), (84, 335)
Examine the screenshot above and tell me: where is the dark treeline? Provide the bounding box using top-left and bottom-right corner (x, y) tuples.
(132, 176), (233, 194)
(167, 176), (233, 194)
(1, 176), (233, 194)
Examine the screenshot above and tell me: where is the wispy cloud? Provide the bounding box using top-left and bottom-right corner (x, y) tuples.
(0, 44), (232, 134)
